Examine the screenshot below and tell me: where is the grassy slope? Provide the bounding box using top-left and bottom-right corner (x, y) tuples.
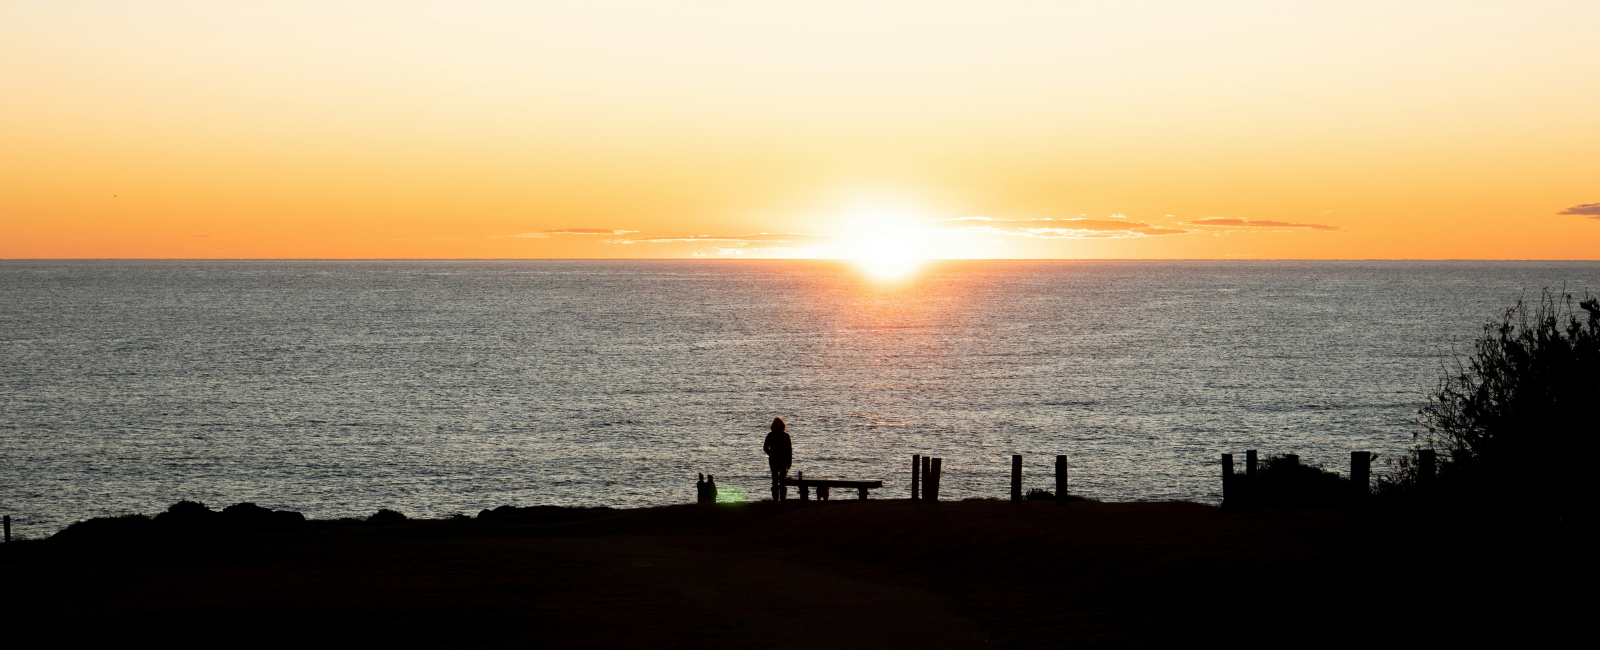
(0, 499), (1562, 648)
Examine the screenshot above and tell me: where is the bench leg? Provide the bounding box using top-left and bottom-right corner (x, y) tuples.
(858, 487), (868, 500)
(800, 485), (810, 501)
(818, 486), (829, 501)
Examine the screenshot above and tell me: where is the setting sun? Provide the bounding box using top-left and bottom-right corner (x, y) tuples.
(857, 235), (919, 279)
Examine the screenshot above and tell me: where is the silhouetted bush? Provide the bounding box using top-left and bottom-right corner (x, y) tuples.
(153, 500), (221, 529)
(217, 502), (306, 529)
(221, 502), (276, 526)
(368, 508), (408, 523)
(52, 513), (154, 542)
(54, 502), (306, 541)
(1241, 455), (1350, 509)
(1402, 289), (1598, 519)
(1025, 488), (1055, 501)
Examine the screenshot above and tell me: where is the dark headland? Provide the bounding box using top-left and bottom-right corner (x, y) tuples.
(0, 497), (1573, 648)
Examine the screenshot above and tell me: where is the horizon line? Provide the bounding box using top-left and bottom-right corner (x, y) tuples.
(4, 257), (1600, 263)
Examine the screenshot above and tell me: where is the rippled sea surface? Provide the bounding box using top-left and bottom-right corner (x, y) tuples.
(2, 260), (1596, 534)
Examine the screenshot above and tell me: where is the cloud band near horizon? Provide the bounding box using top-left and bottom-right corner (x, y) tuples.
(1557, 203), (1600, 218)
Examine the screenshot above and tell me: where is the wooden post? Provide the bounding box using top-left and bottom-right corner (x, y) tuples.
(1055, 455), (1068, 506)
(1418, 449), (1436, 487)
(1221, 453), (1234, 508)
(912, 454), (921, 500)
(3, 515), (8, 543)
(1011, 454), (1023, 504)
(921, 455), (932, 499)
(928, 458), (942, 501)
(1350, 451), (1371, 499)
(1245, 449), (1258, 509)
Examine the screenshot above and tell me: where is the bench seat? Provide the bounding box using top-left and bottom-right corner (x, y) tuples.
(778, 477), (884, 501)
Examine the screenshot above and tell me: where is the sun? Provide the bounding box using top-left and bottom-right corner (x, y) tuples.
(857, 235), (919, 279)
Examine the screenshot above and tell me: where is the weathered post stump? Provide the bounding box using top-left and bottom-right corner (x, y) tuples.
(928, 458), (942, 501)
(921, 455), (933, 500)
(1011, 454), (1023, 504)
(1245, 449), (1259, 509)
(1350, 451), (1372, 501)
(1055, 454), (1068, 506)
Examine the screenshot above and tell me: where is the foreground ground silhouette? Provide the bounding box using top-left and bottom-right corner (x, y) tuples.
(0, 499), (1571, 648)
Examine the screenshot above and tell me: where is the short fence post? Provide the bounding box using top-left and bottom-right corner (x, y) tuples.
(1221, 453), (1234, 508)
(1011, 454), (1023, 504)
(1055, 455), (1068, 506)
(912, 454), (921, 500)
(921, 455), (932, 499)
(928, 458), (942, 501)
(1245, 449), (1258, 508)
(1350, 451), (1371, 500)
(3, 515), (9, 543)
(1418, 449), (1436, 488)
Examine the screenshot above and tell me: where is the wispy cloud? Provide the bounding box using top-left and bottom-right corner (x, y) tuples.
(936, 217), (1187, 239)
(605, 232), (834, 245)
(1184, 218), (1340, 231)
(496, 228), (638, 238)
(1556, 203), (1600, 218)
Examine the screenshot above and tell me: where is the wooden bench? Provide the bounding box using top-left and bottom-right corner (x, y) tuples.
(778, 476), (884, 501)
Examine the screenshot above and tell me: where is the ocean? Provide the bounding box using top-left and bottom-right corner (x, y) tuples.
(2, 260), (1595, 535)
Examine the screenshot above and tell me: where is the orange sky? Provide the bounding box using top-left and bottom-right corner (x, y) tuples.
(3, 1), (1597, 259)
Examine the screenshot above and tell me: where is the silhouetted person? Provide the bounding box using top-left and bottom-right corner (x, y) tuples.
(764, 417), (792, 500)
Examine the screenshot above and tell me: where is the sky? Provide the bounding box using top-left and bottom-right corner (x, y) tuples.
(2, 0), (1597, 259)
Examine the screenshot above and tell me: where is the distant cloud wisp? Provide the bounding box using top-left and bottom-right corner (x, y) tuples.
(1556, 203), (1600, 219)
(498, 228), (638, 238)
(937, 217), (1186, 239)
(605, 232), (834, 245)
(1185, 218), (1340, 232)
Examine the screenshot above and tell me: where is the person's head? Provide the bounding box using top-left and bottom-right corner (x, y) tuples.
(771, 417), (786, 432)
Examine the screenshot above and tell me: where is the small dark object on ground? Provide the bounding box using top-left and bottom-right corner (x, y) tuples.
(476, 505), (615, 525)
(368, 509), (407, 523)
(478, 505), (571, 518)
